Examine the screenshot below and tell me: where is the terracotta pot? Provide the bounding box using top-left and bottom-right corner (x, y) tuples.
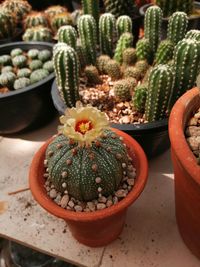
(169, 87), (200, 259)
(29, 128), (148, 247)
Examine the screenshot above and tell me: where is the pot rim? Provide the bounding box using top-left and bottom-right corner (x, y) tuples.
(169, 87), (200, 185)
(0, 41), (55, 99)
(29, 128), (148, 222)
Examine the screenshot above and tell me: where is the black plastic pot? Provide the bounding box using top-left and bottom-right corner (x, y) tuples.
(51, 80), (169, 158)
(0, 27), (23, 45)
(0, 42), (56, 135)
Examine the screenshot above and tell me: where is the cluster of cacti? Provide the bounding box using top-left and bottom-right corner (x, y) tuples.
(113, 79), (132, 101)
(154, 40), (174, 65)
(0, 9), (17, 39)
(136, 38), (153, 64)
(82, 0), (100, 30)
(116, 15), (132, 37)
(23, 12), (49, 29)
(96, 54), (111, 74)
(53, 43), (80, 107)
(22, 26), (53, 42)
(44, 5), (68, 19)
(132, 84), (148, 112)
(185, 29), (200, 41)
(114, 32), (133, 64)
(122, 48), (137, 66)
(50, 12), (73, 33)
(85, 65), (102, 85)
(156, 0), (193, 17)
(57, 25), (78, 49)
(104, 59), (121, 80)
(103, 0), (139, 18)
(99, 13), (116, 57)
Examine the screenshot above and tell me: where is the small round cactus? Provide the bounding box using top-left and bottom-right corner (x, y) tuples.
(116, 15), (132, 37)
(24, 12), (49, 29)
(30, 69), (49, 84)
(114, 79), (132, 101)
(122, 48), (137, 66)
(127, 77), (137, 91)
(29, 60), (43, 71)
(0, 55), (12, 66)
(76, 44), (87, 71)
(85, 65), (102, 85)
(114, 32), (133, 64)
(124, 67), (141, 80)
(43, 61), (54, 73)
(105, 59), (121, 80)
(27, 49), (39, 59)
(1, 66), (13, 73)
(155, 40), (174, 65)
(135, 60), (149, 76)
(38, 50), (52, 62)
(136, 38), (153, 65)
(96, 55), (110, 74)
(50, 12), (72, 33)
(12, 55), (27, 68)
(132, 84), (148, 112)
(57, 25), (78, 50)
(17, 68), (31, 78)
(22, 26), (53, 42)
(14, 77), (31, 90)
(0, 71), (16, 88)
(10, 48), (23, 58)
(44, 5), (68, 19)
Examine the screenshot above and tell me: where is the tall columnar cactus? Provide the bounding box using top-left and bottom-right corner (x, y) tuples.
(144, 6), (163, 53)
(114, 32), (133, 64)
(185, 30), (200, 41)
(169, 39), (200, 109)
(156, 0), (193, 17)
(155, 40), (174, 65)
(22, 26), (53, 42)
(99, 13), (116, 57)
(50, 12), (72, 33)
(145, 64), (174, 122)
(57, 25), (78, 50)
(53, 43), (79, 108)
(167, 12), (188, 45)
(116, 15), (132, 37)
(78, 15), (97, 65)
(23, 12), (49, 29)
(0, 10), (16, 39)
(82, 0), (100, 29)
(136, 38), (153, 64)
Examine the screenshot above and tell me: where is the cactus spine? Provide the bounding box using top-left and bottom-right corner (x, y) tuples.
(116, 15), (132, 37)
(132, 84), (148, 112)
(99, 13), (116, 57)
(122, 48), (137, 66)
(185, 30), (200, 41)
(155, 40), (174, 65)
(85, 65), (102, 85)
(53, 43), (79, 107)
(167, 12), (188, 45)
(136, 38), (153, 64)
(114, 79), (132, 101)
(156, 0), (193, 17)
(57, 25), (78, 50)
(144, 6), (163, 53)
(78, 15), (97, 65)
(82, 0), (100, 29)
(114, 32), (133, 64)
(145, 64), (174, 122)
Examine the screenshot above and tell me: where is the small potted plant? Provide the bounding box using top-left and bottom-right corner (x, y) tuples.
(169, 84), (200, 259)
(29, 103), (148, 247)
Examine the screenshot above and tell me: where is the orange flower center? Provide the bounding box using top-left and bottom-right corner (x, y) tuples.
(75, 119), (93, 135)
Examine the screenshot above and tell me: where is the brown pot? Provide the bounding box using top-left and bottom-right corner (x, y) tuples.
(169, 87), (200, 258)
(29, 128), (148, 247)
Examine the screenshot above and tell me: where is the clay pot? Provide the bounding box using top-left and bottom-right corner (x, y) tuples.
(169, 87), (200, 259)
(29, 128), (148, 247)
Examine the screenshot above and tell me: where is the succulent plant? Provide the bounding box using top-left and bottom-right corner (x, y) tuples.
(167, 12), (188, 45)
(38, 50), (52, 62)
(22, 26), (53, 42)
(0, 71), (16, 88)
(29, 60), (43, 71)
(76, 43), (87, 70)
(43, 61), (54, 73)
(12, 55), (27, 68)
(154, 40), (174, 65)
(85, 65), (102, 85)
(0, 10), (16, 39)
(114, 32), (133, 64)
(155, 0), (193, 17)
(24, 11), (49, 29)
(135, 60), (149, 75)
(0, 55), (12, 66)
(127, 77), (137, 90)
(144, 6), (163, 53)
(27, 49), (39, 59)
(185, 29), (200, 41)
(124, 66), (141, 80)
(50, 12), (72, 33)
(30, 69), (49, 84)
(105, 59), (121, 80)
(14, 77), (31, 90)
(136, 38), (153, 64)
(1, 66), (13, 73)
(53, 43), (79, 108)
(122, 48), (137, 66)
(78, 15), (97, 65)
(145, 64), (174, 122)
(10, 48), (23, 58)
(17, 68), (31, 78)
(82, 0), (100, 29)
(132, 84), (148, 113)
(44, 5), (68, 19)
(96, 54), (111, 74)
(114, 79), (132, 101)
(99, 13), (116, 57)
(116, 15), (132, 37)
(57, 25), (78, 50)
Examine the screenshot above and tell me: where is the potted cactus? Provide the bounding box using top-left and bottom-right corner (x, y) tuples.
(169, 86), (200, 259)
(29, 104), (148, 247)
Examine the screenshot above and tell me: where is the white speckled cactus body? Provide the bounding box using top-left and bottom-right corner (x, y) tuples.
(116, 15), (132, 37)
(114, 32), (133, 64)
(53, 43), (79, 107)
(136, 38), (153, 64)
(155, 40), (174, 65)
(57, 25), (78, 50)
(185, 30), (200, 41)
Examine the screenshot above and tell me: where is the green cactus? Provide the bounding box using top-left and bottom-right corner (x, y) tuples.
(30, 69), (49, 84)
(1, 66), (13, 73)
(0, 55), (12, 66)
(57, 25), (78, 50)
(22, 26), (53, 42)
(144, 6), (163, 53)
(155, 40), (174, 65)
(76, 43), (87, 70)
(167, 12), (188, 45)
(44, 5), (68, 19)
(145, 64), (174, 122)
(0, 71), (16, 88)
(185, 30), (200, 41)
(10, 48), (23, 58)
(122, 48), (137, 66)
(17, 68), (31, 78)
(156, 0), (193, 17)
(24, 12), (49, 29)
(27, 49), (39, 59)
(38, 50), (52, 62)
(135, 60), (149, 76)
(14, 77), (31, 90)
(50, 12), (72, 33)
(82, 0), (100, 29)
(43, 61), (54, 73)
(114, 32), (133, 64)
(136, 38), (153, 64)
(29, 60), (43, 71)
(124, 66), (141, 80)
(96, 55), (111, 74)
(85, 65), (102, 85)
(53, 43), (79, 107)
(142, 66), (153, 83)
(132, 84), (148, 113)
(105, 59), (121, 80)
(114, 79), (132, 101)
(0, 10), (16, 39)
(127, 77), (137, 91)
(116, 15), (132, 37)
(12, 55), (27, 68)
(78, 15), (97, 65)
(99, 13), (116, 57)
(45, 128), (129, 201)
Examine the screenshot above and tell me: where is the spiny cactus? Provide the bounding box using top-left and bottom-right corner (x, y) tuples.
(38, 50), (52, 62)
(135, 60), (149, 76)
(185, 30), (200, 41)
(96, 54), (110, 74)
(76, 43), (87, 70)
(105, 59), (121, 80)
(0, 71), (16, 88)
(12, 55), (27, 68)
(30, 69), (49, 84)
(0, 55), (12, 66)
(78, 15), (97, 65)
(136, 38), (153, 64)
(116, 15), (132, 37)
(53, 43), (79, 107)
(17, 68), (31, 78)
(114, 32), (133, 64)
(11, 48), (23, 58)
(144, 6), (163, 53)
(57, 25), (78, 50)
(114, 79), (132, 101)
(22, 26), (53, 42)
(145, 64), (174, 122)
(132, 84), (148, 112)
(82, 0), (100, 29)
(156, 0), (193, 17)
(127, 77), (137, 90)
(99, 13), (116, 57)
(85, 65), (102, 85)
(14, 77), (31, 90)
(44, 5), (68, 19)
(27, 49), (39, 59)
(23, 12), (49, 29)
(167, 12), (188, 45)
(0, 9), (16, 39)
(50, 12), (72, 33)
(155, 40), (174, 65)
(122, 48), (137, 66)
(43, 61), (54, 73)
(124, 66), (141, 80)
(29, 60), (43, 71)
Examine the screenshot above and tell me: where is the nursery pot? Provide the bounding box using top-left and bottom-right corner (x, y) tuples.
(51, 80), (169, 158)
(29, 128), (148, 247)
(169, 87), (200, 259)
